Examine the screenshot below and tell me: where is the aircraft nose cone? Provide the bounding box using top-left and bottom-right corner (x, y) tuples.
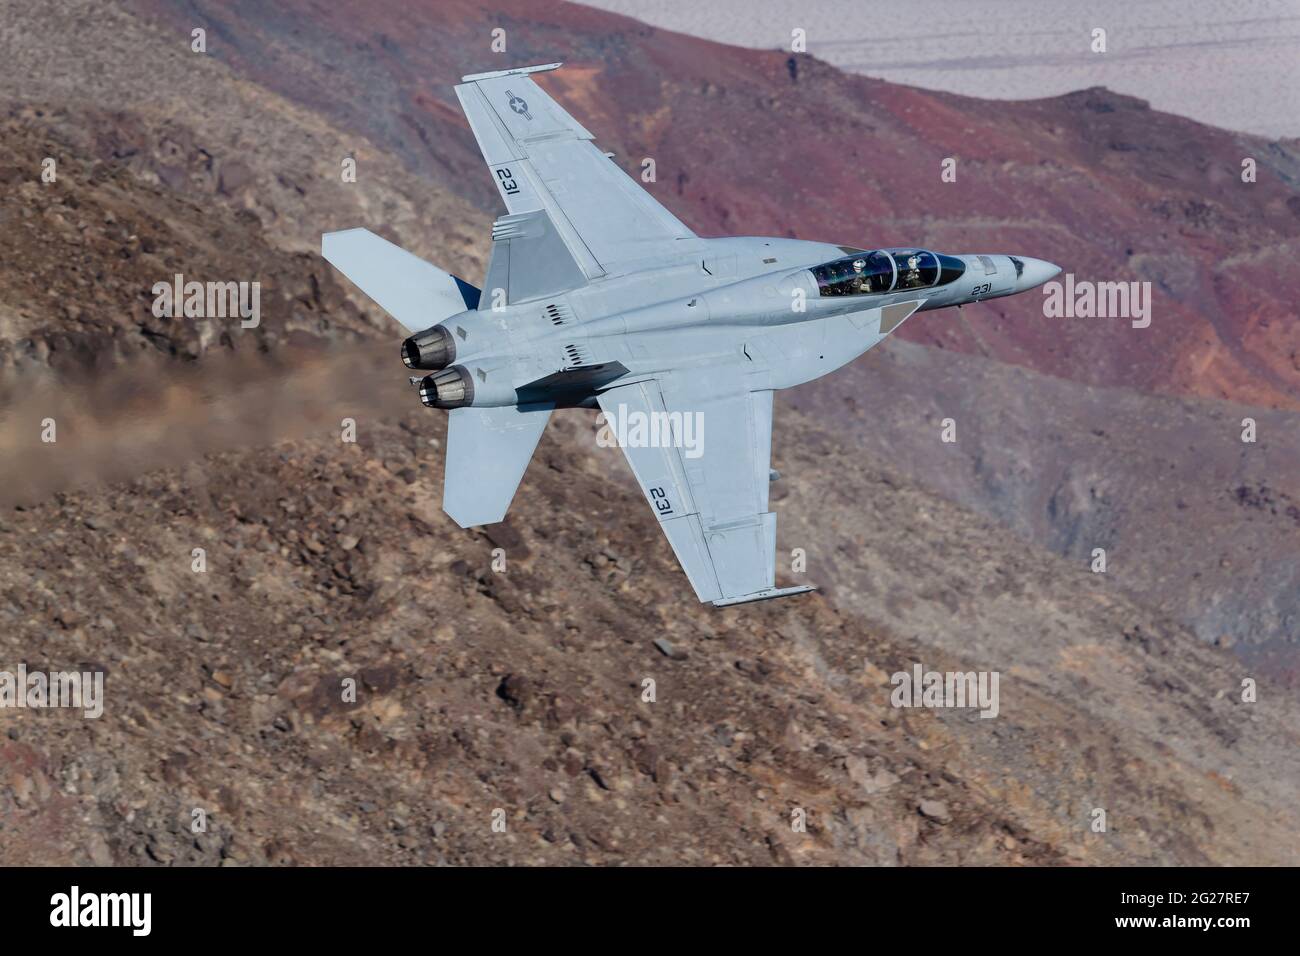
(1014, 256), (1062, 292)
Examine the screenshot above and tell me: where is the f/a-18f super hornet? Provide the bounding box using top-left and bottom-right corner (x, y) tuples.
(322, 62), (1060, 607)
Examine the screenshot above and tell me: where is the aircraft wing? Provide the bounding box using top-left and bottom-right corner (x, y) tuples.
(596, 374), (815, 607)
(454, 63), (696, 276)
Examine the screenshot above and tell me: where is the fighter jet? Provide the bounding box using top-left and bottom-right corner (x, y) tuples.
(322, 62), (1060, 607)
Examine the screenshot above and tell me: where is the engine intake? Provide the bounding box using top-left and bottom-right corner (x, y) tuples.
(419, 365), (474, 408)
(401, 324), (456, 370)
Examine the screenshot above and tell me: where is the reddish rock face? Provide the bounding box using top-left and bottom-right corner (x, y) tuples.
(126, 0), (1300, 410)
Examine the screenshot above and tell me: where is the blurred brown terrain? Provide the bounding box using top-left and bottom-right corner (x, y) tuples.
(0, 0), (1296, 866)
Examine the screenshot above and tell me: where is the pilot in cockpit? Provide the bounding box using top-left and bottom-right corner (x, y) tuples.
(901, 254), (921, 288)
(851, 258), (867, 294)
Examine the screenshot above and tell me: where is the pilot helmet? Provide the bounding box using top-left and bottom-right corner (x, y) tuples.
(852, 259), (866, 272)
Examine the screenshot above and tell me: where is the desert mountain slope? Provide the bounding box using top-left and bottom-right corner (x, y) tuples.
(2, 365), (1296, 866)
(0, 0), (487, 277)
(112, 0), (1300, 409)
(788, 338), (1300, 681)
(0, 0), (1296, 867)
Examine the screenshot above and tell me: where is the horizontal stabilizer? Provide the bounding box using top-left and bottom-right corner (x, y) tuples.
(443, 404), (552, 527)
(321, 228), (479, 333)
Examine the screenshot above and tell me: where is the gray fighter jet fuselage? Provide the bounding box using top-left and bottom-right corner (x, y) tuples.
(322, 62), (1060, 607)
(409, 235), (1058, 410)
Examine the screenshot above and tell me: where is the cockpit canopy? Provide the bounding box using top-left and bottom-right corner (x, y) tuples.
(811, 248), (965, 297)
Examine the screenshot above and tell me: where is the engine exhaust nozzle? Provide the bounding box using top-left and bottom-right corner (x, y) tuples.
(419, 365), (474, 409)
(401, 324), (456, 371)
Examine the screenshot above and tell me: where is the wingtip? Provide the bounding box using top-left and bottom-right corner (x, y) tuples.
(459, 61), (564, 83)
(443, 502), (509, 530)
(711, 585), (818, 608)
(320, 227), (369, 257)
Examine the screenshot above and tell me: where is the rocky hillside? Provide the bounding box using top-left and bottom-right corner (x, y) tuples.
(789, 338), (1300, 684)
(111, 0), (1300, 410)
(0, 0), (1296, 866)
(3, 354), (1295, 866)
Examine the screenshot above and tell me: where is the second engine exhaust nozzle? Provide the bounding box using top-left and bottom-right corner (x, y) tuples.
(419, 365), (474, 409)
(401, 324), (456, 370)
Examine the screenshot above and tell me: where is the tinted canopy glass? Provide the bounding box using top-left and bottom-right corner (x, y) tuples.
(889, 250), (939, 290)
(936, 253), (966, 286)
(811, 250), (895, 296)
